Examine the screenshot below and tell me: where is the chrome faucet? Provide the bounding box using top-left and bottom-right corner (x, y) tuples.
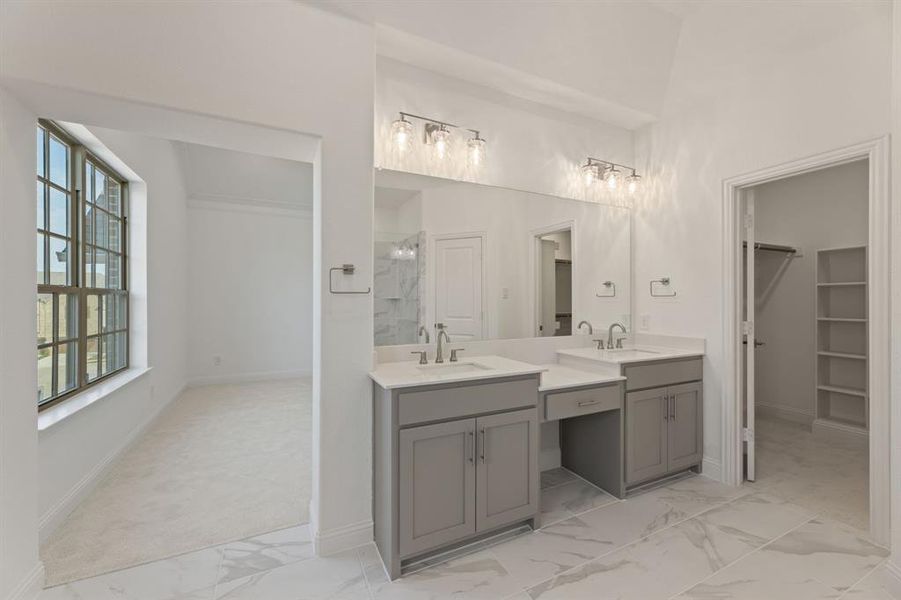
(435, 323), (451, 363)
(607, 322), (627, 349)
(418, 325), (430, 344)
(577, 320), (593, 335)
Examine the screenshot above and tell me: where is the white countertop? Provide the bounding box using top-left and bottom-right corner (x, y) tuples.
(538, 364), (625, 392)
(557, 345), (704, 366)
(370, 355), (546, 390)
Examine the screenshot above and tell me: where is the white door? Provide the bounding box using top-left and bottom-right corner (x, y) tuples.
(435, 236), (483, 341)
(538, 240), (557, 337)
(743, 192), (756, 482)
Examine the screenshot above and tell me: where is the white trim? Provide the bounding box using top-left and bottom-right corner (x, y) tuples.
(429, 231), (489, 340)
(38, 381), (183, 542)
(314, 519), (373, 556)
(812, 418), (869, 446)
(881, 562), (901, 597)
(37, 367), (152, 432)
(5, 562), (44, 600)
(701, 457), (722, 482)
(756, 402), (814, 426)
(722, 137), (890, 546)
(188, 195), (312, 219)
(187, 369), (311, 388)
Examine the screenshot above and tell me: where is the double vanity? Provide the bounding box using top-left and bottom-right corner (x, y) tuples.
(370, 342), (704, 579)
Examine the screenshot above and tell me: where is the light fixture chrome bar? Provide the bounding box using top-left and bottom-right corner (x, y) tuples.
(397, 112), (487, 142)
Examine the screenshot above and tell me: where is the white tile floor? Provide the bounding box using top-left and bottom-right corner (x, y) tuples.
(39, 471), (893, 600)
(749, 415), (869, 531)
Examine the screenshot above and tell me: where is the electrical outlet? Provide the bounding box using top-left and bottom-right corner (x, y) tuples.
(213, 355), (222, 366)
(502, 287), (509, 299)
(640, 314), (651, 332)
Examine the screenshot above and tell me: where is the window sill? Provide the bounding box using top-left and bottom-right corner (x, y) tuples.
(37, 367), (152, 432)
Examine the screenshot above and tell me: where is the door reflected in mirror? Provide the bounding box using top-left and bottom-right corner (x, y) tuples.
(373, 169), (631, 346)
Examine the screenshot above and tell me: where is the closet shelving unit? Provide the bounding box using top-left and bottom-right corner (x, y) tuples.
(813, 245), (868, 440)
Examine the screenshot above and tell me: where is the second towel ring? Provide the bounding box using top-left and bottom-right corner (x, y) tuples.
(650, 277), (676, 297)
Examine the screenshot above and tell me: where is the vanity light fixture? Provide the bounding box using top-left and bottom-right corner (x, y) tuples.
(390, 114), (414, 154)
(467, 131), (486, 167)
(604, 165), (622, 190)
(430, 124), (451, 159)
(582, 157), (642, 195)
(391, 112), (487, 166)
(626, 169), (642, 194)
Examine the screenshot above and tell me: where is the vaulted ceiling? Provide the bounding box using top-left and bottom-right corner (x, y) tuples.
(311, 0), (886, 130)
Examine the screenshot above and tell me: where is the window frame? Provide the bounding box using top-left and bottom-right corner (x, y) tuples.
(37, 119), (130, 411)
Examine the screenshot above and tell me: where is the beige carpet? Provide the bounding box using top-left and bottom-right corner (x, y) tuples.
(41, 378), (311, 586)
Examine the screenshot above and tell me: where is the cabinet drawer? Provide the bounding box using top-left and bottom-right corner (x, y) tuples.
(398, 377), (538, 427)
(545, 384), (621, 421)
(624, 359), (701, 391)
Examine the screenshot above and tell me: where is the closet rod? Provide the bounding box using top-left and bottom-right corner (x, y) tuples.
(742, 241), (798, 254)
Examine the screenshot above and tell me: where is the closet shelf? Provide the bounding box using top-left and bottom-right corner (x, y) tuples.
(815, 416), (868, 432)
(817, 351), (867, 360)
(817, 317), (866, 323)
(817, 384), (867, 398)
(816, 281), (866, 287)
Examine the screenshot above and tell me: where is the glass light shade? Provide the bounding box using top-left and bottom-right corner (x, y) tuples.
(391, 118), (414, 153)
(431, 126), (451, 159)
(467, 136), (486, 167)
(581, 163), (598, 187)
(627, 173), (642, 195)
(605, 167), (621, 190)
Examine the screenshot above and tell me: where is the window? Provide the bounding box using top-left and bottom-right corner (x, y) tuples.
(37, 121), (129, 409)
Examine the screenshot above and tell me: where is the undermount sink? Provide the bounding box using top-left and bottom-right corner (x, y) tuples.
(415, 362), (493, 375)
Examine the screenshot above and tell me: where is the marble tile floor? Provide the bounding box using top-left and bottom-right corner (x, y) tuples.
(39, 471), (894, 600)
(748, 415), (869, 531)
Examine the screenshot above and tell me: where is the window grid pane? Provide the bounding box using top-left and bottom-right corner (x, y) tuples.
(37, 126), (129, 408)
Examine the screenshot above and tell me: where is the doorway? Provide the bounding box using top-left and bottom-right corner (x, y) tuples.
(534, 226), (573, 337)
(433, 233), (485, 341)
(723, 138), (890, 544)
(741, 161), (868, 530)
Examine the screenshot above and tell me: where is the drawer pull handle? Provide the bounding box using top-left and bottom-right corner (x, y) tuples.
(480, 428), (486, 463)
(467, 431), (475, 464)
(577, 399), (601, 407)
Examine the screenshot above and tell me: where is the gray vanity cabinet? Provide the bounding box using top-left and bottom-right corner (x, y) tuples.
(624, 388), (669, 484)
(374, 374), (540, 579)
(398, 419), (476, 557)
(623, 358), (703, 487)
(475, 408), (539, 532)
(667, 382), (703, 472)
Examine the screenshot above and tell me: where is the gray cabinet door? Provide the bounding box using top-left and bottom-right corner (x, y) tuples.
(667, 381), (703, 472)
(398, 418), (477, 558)
(625, 388), (669, 485)
(475, 408), (539, 532)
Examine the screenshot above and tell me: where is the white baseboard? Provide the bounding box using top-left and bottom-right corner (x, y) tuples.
(756, 402), (814, 426)
(5, 562), (44, 600)
(812, 418), (868, 447)
(539, 448), (561, 471)
(187, 369), (311, 388)
(38, 384), (185, 542)
(314, 519), (373, 556)
(701, 456), (723, 482)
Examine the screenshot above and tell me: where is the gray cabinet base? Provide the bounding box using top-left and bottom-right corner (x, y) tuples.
(560, 409), (624, 499)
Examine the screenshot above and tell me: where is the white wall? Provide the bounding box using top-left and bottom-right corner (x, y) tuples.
(0, 88), (43, 600)
(37, 126), (189, 539)
(187, 202), (313, 385)
(633, 1), (893, 477)
(1, 1), (375, 592)
(890, 0), (901, 577)
(752, 161), (868, 423)
(376, 58), (635, 203)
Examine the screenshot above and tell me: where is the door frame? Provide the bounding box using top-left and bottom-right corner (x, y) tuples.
(429, 231), (488, 340)
(721, 137), (890, 545)
(529, 220), (576, 338)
